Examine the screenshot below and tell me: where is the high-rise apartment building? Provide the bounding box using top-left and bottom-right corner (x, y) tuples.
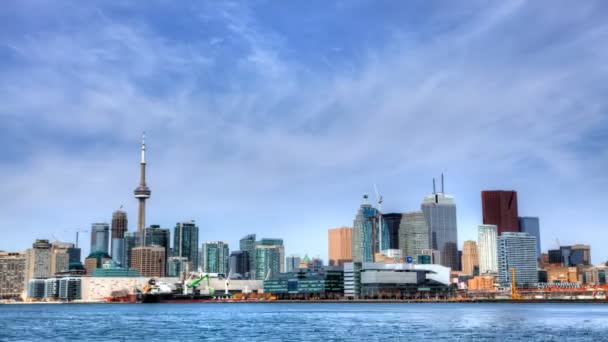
(481, 190), (519, 235)
(421, 191), (459, 270)
(398, 211), (430, 263)
(229, 251), (248, 277)
(131, 246), (165, 277)
(173, 221), (199, 271)
(461, 240), (479, 276)
(478, 224), (498, 274)
(255, 245), (282, 280)
(258, 239), (285, 273)
(352, 199), (388, 263)
(122, 226), (170, 271)
(382, 213), (402, 249)
(239, 234), (256, 279)
(111, 208), (128, 266)
(25, 239), (52, 285)
(328, 227), (353, 266)
(90, 223), (110, 254)
(518, 217), (540, 259)
(0, 252), (26, 299)
(497, 232), (538, 286)
(286, 255), (301, 272)
(50, 242), (74, 275)
(201, 241), (229, 274)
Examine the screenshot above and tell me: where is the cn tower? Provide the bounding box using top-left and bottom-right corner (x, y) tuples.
(134, 132), (151, 235)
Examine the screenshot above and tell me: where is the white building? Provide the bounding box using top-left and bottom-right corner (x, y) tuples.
(478, 224), (498, 274)
(497, 232), (538, 286)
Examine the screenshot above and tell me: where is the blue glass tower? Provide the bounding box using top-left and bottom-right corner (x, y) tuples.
(352, 198), (389, 263)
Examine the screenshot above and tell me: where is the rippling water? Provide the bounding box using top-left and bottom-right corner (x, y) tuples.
(1, 302), (607, 341)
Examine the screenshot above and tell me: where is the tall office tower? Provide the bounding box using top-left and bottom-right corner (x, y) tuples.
(570, 245), (591, 266)
(50, 242), (74, 275)
(255, 245), (283, 280)
(382, 213), (403, 249)
(398, 211), (430, 263)
(421, 178), (459, 270)
(134, 133), (151, 235)
(481, 190), (519, 235)
(25, 239), (52, 285)
(461, 241), (479, 276)
(478, 224), (498, 274)
(285, 255), (301, 272)
(257, 239), (285, 273)
(123, 232), (139, 268)
(229, 251), (248, 277)
(518, 217), (540, 259)
(0, 252), (26, 299)
(90, 223), (110, 254)
(143, 225), (170, 274)
(352, 197), (388, 263)
(497, 232), (538, 286)
(328, 227), (353, 266)
(131, 246), (165, 277)
(111, 208), (128, 266)
(201, 241), (230, 274)
(67, 246), (81, 264)
(239, 234), (256, 279)
(173, 221), (199, 271)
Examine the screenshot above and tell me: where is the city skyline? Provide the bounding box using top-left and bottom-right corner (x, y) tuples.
(1, 1), (608, 264)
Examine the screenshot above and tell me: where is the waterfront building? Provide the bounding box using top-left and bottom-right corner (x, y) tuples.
(166, 256), (188, 277)
(202, 241), (230, 275)
(328, 227), (353, 266)
(84, 251), (112, 275)
(44, 278), (60, 299)
(382, 213), (402, 249)
(478, 225), (498, 274)
(548, 245), (591, 267)
(27, 279), (46, 299)
(258, 239), (285, 273)
(518, 217), (540, 258)
(421, 190), (459, 270)
(344, 262), (452, 299)
(461, 241), (479, 276)
(0, 252), (26, 299)
(467, 275), (495, 291)
(58, 277), (81, 300)
(131, 246), (165, 277)
(229, 251), (248, 278)
(111, 208), (128, 266)
(352, 198), (388, 263)
(264, 269), (344, 300)
(286, 255), (301, 273)
(255, 244), (283, 280)
(398, 211), (430, 263)
(134, 133), (151, 233)
(50, 242), (74, 275)
(497, 232), (538, 287)
(481, 190), (519, 235)
(582, 265), (608, 285)
(545, 266), (579, 283)
(90, 223), (110, 254)
(25, 239), (52, 285)
(92, 260), (142, 277)
(173, 221), (199, 271)
(239, 234), (256, 279)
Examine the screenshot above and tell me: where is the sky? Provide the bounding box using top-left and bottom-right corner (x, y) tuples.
(1, 1), (607, 264)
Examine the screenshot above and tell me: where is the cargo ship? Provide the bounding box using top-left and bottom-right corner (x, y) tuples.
(137, 277), (217, 303)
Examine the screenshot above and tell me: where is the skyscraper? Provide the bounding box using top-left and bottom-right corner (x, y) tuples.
(497, 232), (538, 286)
(382, 213), (402, 249)
(25, 239), (52, 284)
(131, 246), (165, 277)
(134, 133), (151, 235)
(90, 223), (110, 254)
(239, 234), (256, 279)
(352, 197), (388, 263)
(201, 241), (229, 274)
(328, 227), (353, 266)
(478, 224), (498, 274)
(421, 185), (459, 270)
(482, 190), (519, 235)
(255, 245), (282, 280)
(518, 217), (540, 258)
(257, 239), (285, 273)
(173, 221), (199, 272)
(398, 211), (430, 263)
(111, 208), (128, 266)
(286, 255), (301, 272)
(461, 240), (479, 276)
(229, 251), (248, 277)
(50, 242), (74, 275)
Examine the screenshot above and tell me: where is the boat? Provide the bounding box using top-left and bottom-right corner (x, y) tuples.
(137, 278), (215, 303)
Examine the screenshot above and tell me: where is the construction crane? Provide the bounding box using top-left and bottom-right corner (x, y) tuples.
(510, 268), (521, 300)
(373, 184), (384, 254)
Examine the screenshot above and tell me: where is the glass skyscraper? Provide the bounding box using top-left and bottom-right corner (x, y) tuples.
(421, 193), (459, 270)
(239, 234), (256, 279)
(352, 202), (389, 263)
(382, 213), (402, 250)
(286, 255), (301, 273)
(90, 223), (110, 254)
(497, 232), (538, 286)
(478, 224), (498, 274)
(201, 241), (229, 275)
(255, 245), (282, 280)
(518, 217), (540, 259)
(173, 221), (199, 271)
(398, 211), (430, 262)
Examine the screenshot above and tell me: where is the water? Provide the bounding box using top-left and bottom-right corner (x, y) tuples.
(1, 302), (607, 341)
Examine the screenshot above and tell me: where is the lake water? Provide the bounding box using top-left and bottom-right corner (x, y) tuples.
(0, 302), (607, 341)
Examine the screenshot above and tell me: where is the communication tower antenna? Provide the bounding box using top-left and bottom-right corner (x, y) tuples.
(374, 184), (384, 254)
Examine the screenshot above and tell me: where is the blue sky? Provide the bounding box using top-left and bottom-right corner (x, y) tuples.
(1, 1), (607, 264)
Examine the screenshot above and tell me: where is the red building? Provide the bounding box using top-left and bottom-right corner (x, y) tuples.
(481, 190), (519, 235)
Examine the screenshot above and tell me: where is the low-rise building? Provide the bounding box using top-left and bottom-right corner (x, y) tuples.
(264, 269), (344, 299)
(467, 275), (496, 291)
